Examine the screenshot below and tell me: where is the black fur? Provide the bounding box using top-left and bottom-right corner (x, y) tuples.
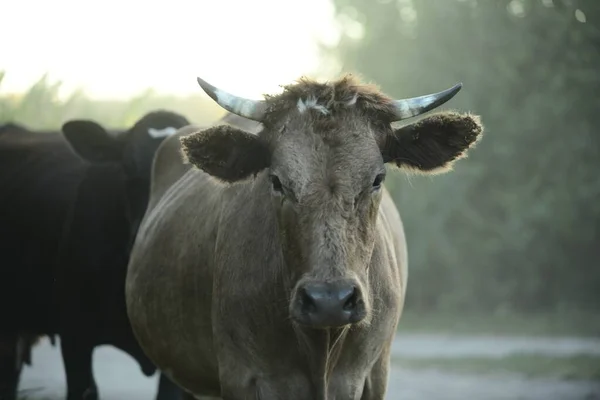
(0, 111), (189, 400)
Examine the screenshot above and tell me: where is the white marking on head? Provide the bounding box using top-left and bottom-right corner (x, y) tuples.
(297, 96), (329, 115)
(346, 93), (358, 106)
(297, 98), (308, 113)
(148, 127), (178, 138)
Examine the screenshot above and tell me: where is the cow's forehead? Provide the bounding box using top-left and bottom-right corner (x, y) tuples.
(271, 116), (381, 187)
(261, 74), (397, 128)
(274, 107), (376, 150)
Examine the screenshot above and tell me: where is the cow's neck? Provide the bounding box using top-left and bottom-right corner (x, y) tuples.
(293, 325), (350, 398)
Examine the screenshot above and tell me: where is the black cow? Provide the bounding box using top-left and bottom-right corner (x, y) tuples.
(0, 333), (42, 399)
(0, 111), (190, 400)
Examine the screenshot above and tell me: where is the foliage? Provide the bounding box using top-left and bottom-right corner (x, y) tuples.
(397, 310), (600, 337)
(2, 0), (599, 319)
(0, 73), (224, 130)
(324, 0), (600, 315)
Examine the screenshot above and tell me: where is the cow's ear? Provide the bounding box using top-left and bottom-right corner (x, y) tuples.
(382, 111), (483, 174)
(180, 125), (271, 183)
(62, 120), (123, 163)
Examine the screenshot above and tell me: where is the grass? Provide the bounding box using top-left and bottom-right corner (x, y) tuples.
(391, 354), (600, 381)
(397, 309), (600, 338)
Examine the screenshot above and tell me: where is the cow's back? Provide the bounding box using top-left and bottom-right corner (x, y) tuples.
(147, 125), (200, 212)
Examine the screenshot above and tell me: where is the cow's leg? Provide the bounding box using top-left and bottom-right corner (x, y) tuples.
(0, 333), (21, 400)
(155, 372), (184, 400)
(361, 346), (392, 400)
(60, 334), (98, 400)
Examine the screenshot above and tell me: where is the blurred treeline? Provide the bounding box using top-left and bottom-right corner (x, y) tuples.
(0, 71), (223, 129)
(1, 0), (598, 317)
(326, 0), (600, 314)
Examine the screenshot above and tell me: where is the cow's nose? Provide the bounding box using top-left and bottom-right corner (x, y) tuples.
(292, 281), (365, 328)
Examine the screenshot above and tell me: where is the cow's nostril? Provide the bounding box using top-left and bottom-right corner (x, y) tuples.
(300, 288), (318, 314)
(342, 287), (359, 311)
(293, 281), (366, 328)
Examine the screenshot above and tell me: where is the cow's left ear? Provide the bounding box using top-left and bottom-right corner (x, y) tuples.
(382, 111), (483, 174)
(62, 120), (123, 163)
(180, 125), (271, 183)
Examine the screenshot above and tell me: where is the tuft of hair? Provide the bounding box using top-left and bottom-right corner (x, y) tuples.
(179, 146), (192, 165)
(262, 74), (397, 124)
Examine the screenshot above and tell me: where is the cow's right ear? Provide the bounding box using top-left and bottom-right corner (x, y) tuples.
(180, 125), (271, 183)
(62, 120), (123, 163)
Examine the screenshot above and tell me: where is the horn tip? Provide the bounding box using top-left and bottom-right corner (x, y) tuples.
(443, 82), (463, 101)
(196, 76), (219, 102)
(196, 76), (208, 91)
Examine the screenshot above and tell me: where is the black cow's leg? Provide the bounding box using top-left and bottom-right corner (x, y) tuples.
(60, 335), (98, 400)
(155, 372), (184, 400)
(0, 333), (21, 400)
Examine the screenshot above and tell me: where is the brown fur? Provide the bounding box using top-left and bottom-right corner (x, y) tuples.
(383, 111), (483, 173)
(126, 74), (484, 399)
(180, 125), (271, 183)
(184, 75), (483, 180)
(262, 74), (397, 127)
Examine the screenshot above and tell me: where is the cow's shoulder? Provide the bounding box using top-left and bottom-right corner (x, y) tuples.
(147, 125), (200, 210)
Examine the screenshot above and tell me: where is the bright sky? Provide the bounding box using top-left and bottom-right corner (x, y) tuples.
(1, 0), (341, 100)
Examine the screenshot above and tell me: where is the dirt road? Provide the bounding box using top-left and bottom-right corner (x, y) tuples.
(18, 335), (600, 399)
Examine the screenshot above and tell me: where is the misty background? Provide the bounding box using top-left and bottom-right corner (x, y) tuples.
(2, 0), (599, 399)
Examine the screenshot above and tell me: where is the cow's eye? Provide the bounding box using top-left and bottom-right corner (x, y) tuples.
(372, 173), (385, 191)
(269, 174), (284, 194)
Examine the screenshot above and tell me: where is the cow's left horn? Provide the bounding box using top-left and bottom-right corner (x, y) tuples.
(196, 77), (267, 122)
(392, 83), (462, 121)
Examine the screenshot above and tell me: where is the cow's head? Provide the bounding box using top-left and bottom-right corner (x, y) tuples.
(62, 110), (190, 179)
(62, 110), (190, 247)
(182, 75), (483, 329)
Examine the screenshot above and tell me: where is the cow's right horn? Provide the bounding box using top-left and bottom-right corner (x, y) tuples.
(391, 83), (463, 121)
(196, 77), (267, 122)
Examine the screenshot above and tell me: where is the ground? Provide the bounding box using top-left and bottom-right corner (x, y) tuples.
(17, 332), (600, 400)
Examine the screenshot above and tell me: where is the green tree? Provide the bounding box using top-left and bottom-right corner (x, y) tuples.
(325, 0), (600, 313)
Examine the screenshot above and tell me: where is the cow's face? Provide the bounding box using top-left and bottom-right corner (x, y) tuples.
(62, 110), (189, 245)
(182, 76), (483, 329)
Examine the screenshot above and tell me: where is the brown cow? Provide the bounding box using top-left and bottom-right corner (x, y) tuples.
(125, 74), (483, 399)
